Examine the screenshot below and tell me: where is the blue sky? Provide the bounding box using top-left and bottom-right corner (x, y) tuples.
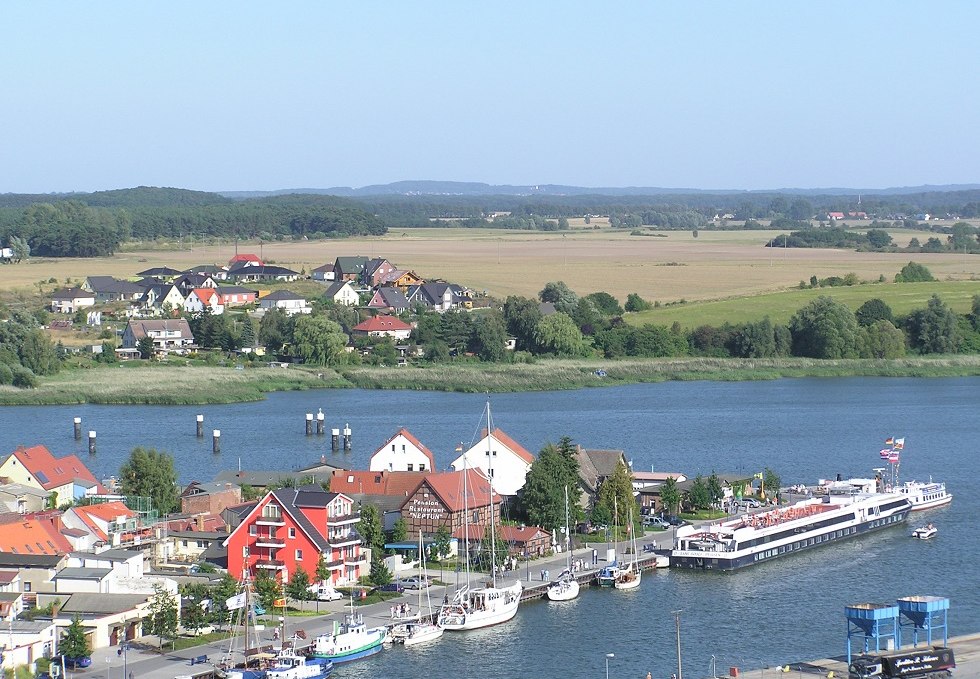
(2, 2), (977, 193)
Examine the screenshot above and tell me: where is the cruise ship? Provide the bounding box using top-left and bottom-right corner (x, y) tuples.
(671, 492), (911, 571)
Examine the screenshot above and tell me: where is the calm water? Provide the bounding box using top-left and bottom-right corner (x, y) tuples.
(1, 378), (976, 678)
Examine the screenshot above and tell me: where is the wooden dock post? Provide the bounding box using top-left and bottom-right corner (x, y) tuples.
(73, 417), (82, 440)
(316, 409), (325, 435)
(87, 430), (96, 454)
(213, 429), (221, 454)
(331, 428), (340, 451)
(343, 423), (352, 451)
(305, 413), (313, 436)
(196, 414), (204, 438)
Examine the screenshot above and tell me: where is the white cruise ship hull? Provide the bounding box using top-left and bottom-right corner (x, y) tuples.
(671, 494), (911, 571)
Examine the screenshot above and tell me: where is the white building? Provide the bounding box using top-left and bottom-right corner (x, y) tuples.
(369, 428), (437, 472)
(449, 428), (535, 497)
(259, 290), (312, 315)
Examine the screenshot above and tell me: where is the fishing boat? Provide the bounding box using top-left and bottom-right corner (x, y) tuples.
(265, 653), (332, 679)
(671, 491), (911, 571)
(614, 507), (641, 590)
(391, 532), (444, 646)
(437, 402), (523, 631)
(912, 523), (937, 540)
(547, 486), (580, 602)
(310, 597), (386, 663)
(595, 563), (620, 588)
(217, 572), (272, 679)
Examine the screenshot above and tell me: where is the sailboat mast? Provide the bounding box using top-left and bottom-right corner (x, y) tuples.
(564, 485), (571, 571)
(486, 400), (497, 587)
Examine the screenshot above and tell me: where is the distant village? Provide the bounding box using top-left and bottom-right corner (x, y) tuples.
(47, 253), (486, 360)
(0, 420), (755, 669)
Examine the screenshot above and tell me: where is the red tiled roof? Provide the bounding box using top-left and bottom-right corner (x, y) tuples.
(69, 501), (135, 542)
(352, 315), (412, 332)
(0, 517), (72, 555)
(329, 470), (430, 497)
(8, 445), (105, 492)
(451, 524), (550, 543)
(229, 254), (263, 265)
(481, 428), (535, 465)
(416, 469), (500, 513)
(192, 288), (217, 304)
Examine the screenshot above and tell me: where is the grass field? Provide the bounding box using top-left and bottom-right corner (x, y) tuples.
(628, 280), (980, 329)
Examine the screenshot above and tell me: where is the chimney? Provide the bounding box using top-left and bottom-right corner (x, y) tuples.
(195, 514), (205, 531)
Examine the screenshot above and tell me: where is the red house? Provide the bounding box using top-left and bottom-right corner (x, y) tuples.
(224, 486), (365, 586)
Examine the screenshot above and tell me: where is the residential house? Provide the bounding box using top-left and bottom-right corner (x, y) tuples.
(228, 253), (263, 268)
(62, 501), (143, 549)
(400, 469), (501, 537)
(258, 290), (311, 315)
(121, 318), (195, 355)
(453, 524), (552, 560)
(0, 569), (24, 621)
(363, 258), (396, 287)
(46, 592), (153, 647)
(632, 471), (688, 514)
(826, 212), (846, 221)
(166, 530), (228, 564)
(173, 273), (218, 295)
(574, 446), (629, 513)
(49, 288), (95, 314)
(180, 481), (243, 516)
(333, 256), (369, 282)
(311, 263), (336, 282)
(184, 288), (224, 315)
(138, 283), (186, 312)
(323, 281), (360, 307)
(229, 264), (300, 283)
(449, 428), (535, 497)
(184, 264), (228, 280)
(134, 266), (182, 280)
(0, 483), (50, 515)
(0, 513), (74, 561)
(379, 269), (424, 291)
(224, 486), (366, 586)
(350, 315), (413, 340)
(0, 553), (67, 605)
(0, 444), (105, 507)
(406, 282), (465, 312)
(368, 428), (437, 472)
(328, 470), (430, 531)
(0, 620), (57, 672)
(367, 287), (410, 314)
(215, 285), (258, 307)
(83, 276), (144, 303)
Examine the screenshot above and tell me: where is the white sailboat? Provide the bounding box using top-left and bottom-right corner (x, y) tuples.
(437, 401), (523, 631)
(217, 570), (270, 679)
(614, 505), (641, 590)
(392, 532), (444, 646)
(547, 486), (580, 601)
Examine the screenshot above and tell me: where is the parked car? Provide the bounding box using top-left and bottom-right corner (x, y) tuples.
(399, 576), (431, 590)
(666, 516), (688, 527)
(378, 582), (405, 593)
(737, 498), (762, 509)
(643, 516), (670, 529)
(316, 585), (343, 601)
(60, 656), (92, 669)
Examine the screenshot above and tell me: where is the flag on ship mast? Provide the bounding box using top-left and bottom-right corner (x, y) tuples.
(893, 437), (905, 449)
(225, 593), (247, 611)
(884, 436), (894, 445)
(879, 448), (893, 459)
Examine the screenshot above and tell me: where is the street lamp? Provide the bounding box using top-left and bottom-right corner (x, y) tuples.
(605, 653), (615, 679)
(117, 642), (130, 679)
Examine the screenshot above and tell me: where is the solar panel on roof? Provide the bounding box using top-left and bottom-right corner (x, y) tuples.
(35, 471), (49, 484)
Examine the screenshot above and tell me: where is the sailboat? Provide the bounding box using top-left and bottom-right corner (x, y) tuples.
(309, 592), (386, 663)
(614, 504), (641, 590)
(596, 496), (621, 587)
(391, 532), (444, 646)
(218, 570), (272, 679)
(546, 486), (580, 601)
(437, 401), (523, 631)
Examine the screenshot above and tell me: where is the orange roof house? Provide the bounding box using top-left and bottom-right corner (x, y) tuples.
(329, 470), (430, 498)
(62, 501), (139, 547)
(400, 469), (502, 537)
(350, 315), (413, 339)
(0, 445), (105, 507)
(368, 428), (438, 472)
(0, 514), (73, 555)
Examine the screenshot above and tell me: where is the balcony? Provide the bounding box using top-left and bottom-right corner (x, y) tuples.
(255, 515), (286, 527)
(255, 559), (285, 570)
(326, 558), (344, 571)
(255, 537), (286, 549)
(328, 530), (361, 549)
(344, 555), (367, 566)
(327, 512), (360, 526)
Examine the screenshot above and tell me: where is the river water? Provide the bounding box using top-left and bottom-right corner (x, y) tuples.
(1, 378), (976, 678)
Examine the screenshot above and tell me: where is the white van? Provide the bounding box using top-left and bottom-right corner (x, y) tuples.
(316, 585), (343, 601)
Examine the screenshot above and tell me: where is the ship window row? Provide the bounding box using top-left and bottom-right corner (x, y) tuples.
(740, 512), (857, 550)
(753, 527), (859, 560)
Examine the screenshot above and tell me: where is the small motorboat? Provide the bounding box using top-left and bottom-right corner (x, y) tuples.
(912, 524), (937, 540)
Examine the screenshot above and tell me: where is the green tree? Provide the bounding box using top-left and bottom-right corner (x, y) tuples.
(707, 473), (724, 507)
(519, 437), (583, 534)
(253, 569), (281, 611)
(502, 295), (542, 352)
(180, 589), (209, 635)
(906, 295), (960, 354)
(788, 296), (861, 358)
(596, 460), (636, 530)
(855, 298), (893, 327)
(359, 503), (383, 555)
(479, 523), (509, 572)
(209, 573), (238, 629)
(389, 517), (408, 545)
(471, 312), (507, 362)
(293, 315), (348, 366)
(533, 312), (587, 357)
(860, 320), (907, 359)
(60, 614), (90, 659)
(866, 229), (893, 249)
(315, 553), (330, 586)
(148, 583), (179, 650)
(539, 281), (579, 315)
(18, 330), (60, 375)
(286, 565), (311, 603)
(895, 261), (934, 283)
(763, 468), (781, 500)
(624, 293), (652, 313)
(368, 553), (392, 587)
(119, 447), (179, 514)
(685, 475), (711, 511)
(730, 317), (777, 358)
(258, 307), (292, 355)
(433, 525), (452, 560)
(137, 335), (154, 359)
(239, 315), (256, 350)
(9, 235), (31, 261)
(659, 477), (681, 517)
(585, 292), (623, 316)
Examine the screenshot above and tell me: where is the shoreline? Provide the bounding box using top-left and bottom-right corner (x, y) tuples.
(2, 355), (980, 406)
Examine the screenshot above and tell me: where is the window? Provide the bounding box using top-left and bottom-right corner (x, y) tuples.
(295, 549), (303, 561)
(182, 540), (188, 547)
(249, 525), (257, 536)
(24, 582), (31, 592)
(407, 464), (414, 472)
(288, 527), (296, 539)
(419, 463), (426, 471)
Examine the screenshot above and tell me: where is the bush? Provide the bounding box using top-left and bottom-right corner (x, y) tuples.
(10, 365), (38, 388)
(895, 261), (934, 283)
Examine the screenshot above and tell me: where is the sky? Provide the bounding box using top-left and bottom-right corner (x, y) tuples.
(2, 2), (978, 194)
